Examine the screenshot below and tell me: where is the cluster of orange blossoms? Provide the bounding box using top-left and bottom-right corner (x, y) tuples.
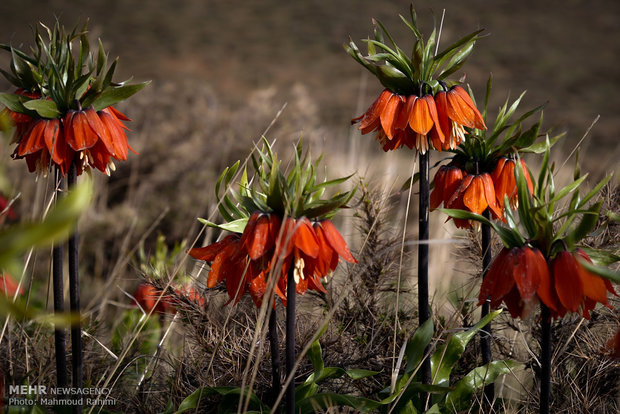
(132, 282), (205, 315)
(189, 212), (356, 307)
(431, 157), (534, 228)
(0, 273), (23, 297)
(352, 86), (486, 153)
(6, 89), (133, 176)
(480, 247), (617, 319)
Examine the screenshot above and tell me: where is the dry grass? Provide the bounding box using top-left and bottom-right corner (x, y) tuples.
(1, 1), (619, 413)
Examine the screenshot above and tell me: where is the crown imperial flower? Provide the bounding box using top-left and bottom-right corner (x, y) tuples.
(0, 21), (147, 176)
(189, 140), (356, 307)
(347, 7), (486, 153)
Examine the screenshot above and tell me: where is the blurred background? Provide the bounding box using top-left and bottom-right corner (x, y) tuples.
(0, 0), (618, 305)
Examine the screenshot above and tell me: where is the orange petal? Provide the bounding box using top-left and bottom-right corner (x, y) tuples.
(478, 249), (504, 305)
(520, 159), (534, 196)
(17, 120), (46, 156)
(293, 218), (320, 258)
(481, 173), (503, 218)
(189, 234), (240, 262)
(529, 247), (558, 311)
(502, 285), (526, 318)
(515, 247), (542, 301)
(380, 94), (402, 139)
(358, 89), (391, 131)
(248, 271), (267, 307)
(575, 250), (608, 304)
(392, 95), (409, 131)
(446, 86), (486, 129)
(247, 214), (273, 260)
(318, 220), (356, 263)
(433, 91), (452, 139)
(552, 252), (583, 312)
(423, 95), (444, 142)
(463, 175), (488, 215)
(408, 95), (434, 135)
(430, 166), (447, 210)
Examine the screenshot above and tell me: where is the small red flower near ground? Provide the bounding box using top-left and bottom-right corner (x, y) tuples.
(132, 283), (175, 314)
(0, 194), (17, 224)
(0, 273), (24, 297)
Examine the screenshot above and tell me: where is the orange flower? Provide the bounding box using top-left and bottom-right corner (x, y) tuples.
(430, 165), (465, 210)
(446, 172), (502, 228)
(491, 157), (534, 209)
(132, 283), (176, 314)
(352, 86), (484, 154)
(434, 86), (486, 149)
(0, 273), (24, 297)
(549, 250), (617, 319)
(64, 107), (133, 175)
(478, 246), (552, 318)
(480, 247), (617, 320)
(9, 96), (133, 176)
(189, 213), (356, 307)
(0, 194), (18, 223)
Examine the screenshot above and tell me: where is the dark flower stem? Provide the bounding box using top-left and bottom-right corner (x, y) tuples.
(540, 305), (551, 414)
(480, 210), (494, 404)
(285, 263), (296, 414)
(269, 308), (281, 404)
(53, 169), (68, 387)
(418, 151), (431, 408)
(67, 161), (82, 412)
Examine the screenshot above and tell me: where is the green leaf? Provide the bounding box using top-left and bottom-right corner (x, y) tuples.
(444, 360), (520, 411)
(513, 113), (542, 148)
(577, 258), (620, 284)
(404, 318), (434, 374)
(307, 337), (325, 380)
(11, 47), (37, 86)
(90, 81), (150, 111)
(549, 175), (587, 204)
(197, 217), (247, 234)
(579, 247), (620, 267)
(520, 132), (564, 153)
(23, 99), (60, 118)
(173, 386), (266, 413)
(431, 310), (501, 387)
(515, 160), (536, 238)
(0, 92), (32, 114)
(577, 174), (612, 210)
(0, 180), (92, 270)
(567, 202), (601, 244)
(296, 393), (380, 414)
(346, 368), (380, 380)
(440, 209), (524, 247)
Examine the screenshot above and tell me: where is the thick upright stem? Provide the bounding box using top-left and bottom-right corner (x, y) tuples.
(418, 151), (431, 407)
(53, 169), (68, 387)
(540, 305), (551, 414)
(67, 162), (82, 412)
(285, 264), (296, 414)
(480, 210), (494, 403)
(269, 308), (281, 404)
